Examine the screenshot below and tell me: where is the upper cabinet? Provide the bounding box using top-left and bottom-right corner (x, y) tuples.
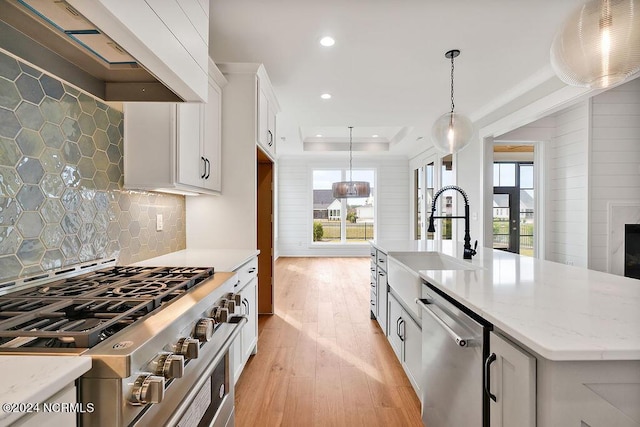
(216, 63), (280, 162)
(257, 78), (279, 159)
(123, 58), (226, 195)
(66, 0), (209, 101)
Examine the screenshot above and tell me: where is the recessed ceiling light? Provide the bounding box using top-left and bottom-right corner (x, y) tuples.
(320, 36), (335, 47)
(316, 134), (323, 137)
(372, 134), (379, 138)
(320, 93), (332, 100)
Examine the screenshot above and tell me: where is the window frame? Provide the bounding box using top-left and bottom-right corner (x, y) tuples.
(310, 167), (377, 246)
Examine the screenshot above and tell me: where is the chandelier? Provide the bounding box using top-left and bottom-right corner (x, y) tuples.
(332, 127), (371, 199)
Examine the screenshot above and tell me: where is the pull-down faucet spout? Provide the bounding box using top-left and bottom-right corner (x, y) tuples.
(427, 185), (477, 259)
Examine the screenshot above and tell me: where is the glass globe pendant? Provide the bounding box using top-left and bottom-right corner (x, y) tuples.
(431, 50), (473, 154)
(550, 0), (640, 89)
(332, 126), (371, 199)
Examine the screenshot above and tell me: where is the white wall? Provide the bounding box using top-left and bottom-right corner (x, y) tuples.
(589, 78), (640, 272)
(545, 101), (590, 267)
(278, 155), (410, 256)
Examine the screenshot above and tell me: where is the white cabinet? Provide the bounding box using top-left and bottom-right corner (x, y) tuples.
(217, 62), (278, 159)
(369, 246), (388, 335)
(124, 58), (225, 195)
(388, 292), (422, 396)
(256, 72), (279, 159)
(488, 332), (536, 427)
(240, 277), (258, 361)
(68, 0), (209, 101)
(231, 257), (258, 384)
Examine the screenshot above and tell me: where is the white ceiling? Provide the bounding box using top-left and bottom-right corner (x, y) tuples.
(209, 0), (585, 158)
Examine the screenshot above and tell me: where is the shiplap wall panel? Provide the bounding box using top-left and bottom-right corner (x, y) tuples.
(278, 156), (410, 256)
(589, 77), (640, 272)
(546, 101), (590, 267)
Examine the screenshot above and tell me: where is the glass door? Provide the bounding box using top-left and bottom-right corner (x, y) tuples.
(492, 190), (518, 252)
(492, 162), (535, 255)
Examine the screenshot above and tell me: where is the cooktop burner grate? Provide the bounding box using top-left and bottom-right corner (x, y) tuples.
(0, 265), (214, 349)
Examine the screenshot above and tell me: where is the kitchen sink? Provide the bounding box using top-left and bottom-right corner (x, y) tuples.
(387, 251), (481, 320)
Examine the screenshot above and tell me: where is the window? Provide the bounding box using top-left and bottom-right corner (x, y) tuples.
(312, 169), (375, 244)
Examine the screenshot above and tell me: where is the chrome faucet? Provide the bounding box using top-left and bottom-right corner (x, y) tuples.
(427, 185), (477, 259)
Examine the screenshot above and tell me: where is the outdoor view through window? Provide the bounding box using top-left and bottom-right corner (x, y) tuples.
(312, 169), (375, 243)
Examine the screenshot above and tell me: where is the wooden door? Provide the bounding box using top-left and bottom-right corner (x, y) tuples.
(257, 148), (274, 313)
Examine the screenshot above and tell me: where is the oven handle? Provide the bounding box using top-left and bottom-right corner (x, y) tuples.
(416, 298), (472, 347)
(163, 317), (247, 426)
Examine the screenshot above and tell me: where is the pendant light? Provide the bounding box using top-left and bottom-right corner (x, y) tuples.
(332, 127), (371, 199)
(550, 0), (640, 89)
(431, 49), (473, 155)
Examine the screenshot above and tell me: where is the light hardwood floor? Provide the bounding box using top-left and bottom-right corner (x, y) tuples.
(234, 257), (422, 427)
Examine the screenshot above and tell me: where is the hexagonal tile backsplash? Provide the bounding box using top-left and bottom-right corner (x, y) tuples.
(0, 51), (185, 281)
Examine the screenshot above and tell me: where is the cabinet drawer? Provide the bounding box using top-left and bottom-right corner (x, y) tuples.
(370, 247), (377, 259)
(235, 257), (258, 290)
(377, 251), (387, 270)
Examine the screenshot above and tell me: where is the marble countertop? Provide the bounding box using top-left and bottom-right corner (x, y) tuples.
(371, 239), (640, 362)
(134, 249), (259, 272)
(0, 355), (91, 425)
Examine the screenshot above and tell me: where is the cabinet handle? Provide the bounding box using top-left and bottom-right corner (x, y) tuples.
(267, 130), (273, 146)
(201, 156), (206, 178)
(399, 319), (405, 342)
(204, 158), (210, 179)
(396, 318), (401, 339)
(243, 298), (249, 316)
(484, 353), (497, 402)
(247, 267), (256, 274)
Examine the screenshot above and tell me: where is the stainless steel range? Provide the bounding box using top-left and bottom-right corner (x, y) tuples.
(0, 261), (246, 427)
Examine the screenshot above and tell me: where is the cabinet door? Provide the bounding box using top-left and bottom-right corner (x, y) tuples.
(176, 102), (204, 188)
(403, 313), (422, 395)
(257, 83), (269, 147)
(202, 79), (221, 192)
(267, 101), (276, 153)
(489, 332), (536, 427)
(376, 268), (387, 335)
(241, 278), (258, 361)
(387, 293), (403, 361)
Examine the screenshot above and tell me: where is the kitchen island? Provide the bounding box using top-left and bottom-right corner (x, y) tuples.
(371, 239), (640, 427)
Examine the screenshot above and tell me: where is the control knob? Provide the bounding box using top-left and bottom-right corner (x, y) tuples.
(175, 337), (199, 359)
(156, 353), (184, 379)
(226, 292), (242, 306)
(211, 306), (229, 323)
(130, 373), (164, 405)
(194, 318), (214, 342)
(220, 298), (236, 313)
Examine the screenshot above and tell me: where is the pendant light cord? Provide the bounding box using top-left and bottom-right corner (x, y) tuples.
(450, 54), (455, 114)
(348, 126), (353, 181)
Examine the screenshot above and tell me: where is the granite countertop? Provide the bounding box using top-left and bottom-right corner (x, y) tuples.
(133, 249), (259, 272)
(0, 356), (91, 426)
(370, 239), (640, 362)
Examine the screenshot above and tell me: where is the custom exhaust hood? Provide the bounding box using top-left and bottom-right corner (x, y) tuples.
(0, 0), (183, 102)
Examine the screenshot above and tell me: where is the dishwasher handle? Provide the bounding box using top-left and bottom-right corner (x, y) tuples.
(416, 298), (472, 347)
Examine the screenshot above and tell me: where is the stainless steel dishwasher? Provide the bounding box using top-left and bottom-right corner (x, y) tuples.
(417, 284), (491, 427)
